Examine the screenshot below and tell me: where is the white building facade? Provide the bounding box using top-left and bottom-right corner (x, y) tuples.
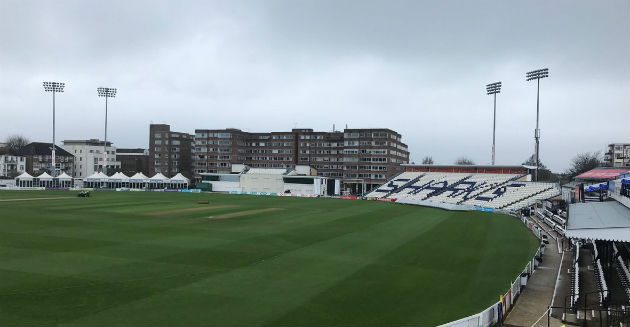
(0, 155), (26, 177)
(62, 139), (121, 178)
(199, 164), (330, 196)
(604, 143), (630, 168)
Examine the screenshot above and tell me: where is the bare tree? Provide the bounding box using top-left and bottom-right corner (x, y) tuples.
(454, 157), (475, 165)
(421, 156), (434, 165)
(566, 151), (601, 178)
(5, 135), (30, 155)
(522, 154), (556, 182)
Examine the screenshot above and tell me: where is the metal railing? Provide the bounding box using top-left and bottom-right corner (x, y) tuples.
(547, 304), (630, 327)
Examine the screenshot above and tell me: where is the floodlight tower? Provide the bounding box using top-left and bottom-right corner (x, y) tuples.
(486, 82), (501, 165)
(526, 68), (549, 182)
(43, 82), (65, 177)
(97, 87), (117, 175)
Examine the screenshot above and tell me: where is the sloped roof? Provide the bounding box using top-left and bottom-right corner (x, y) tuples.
(169, 173), (189, 182)
(565, 201), (630, 242)
(37, 172), (53, 180)
(129, 172), (149, 180)
(109, 172), (129, 180)
(149, 173), (169, 181)
(85, 172), (99, 180)
(15, 172), (33, 180)
(17, 142), (74, 157)
(85, 172), (109, 180)
(56, 172), (72, 180)
(575, 168), (630, 181)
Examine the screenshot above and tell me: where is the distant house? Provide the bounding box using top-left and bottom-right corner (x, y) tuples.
(17, 142), (75, 176)
(603, 143), (630, 168)
(0, 155), (26, 177)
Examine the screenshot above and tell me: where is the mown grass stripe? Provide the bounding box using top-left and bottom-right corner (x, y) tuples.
(0, 190), (538, 327)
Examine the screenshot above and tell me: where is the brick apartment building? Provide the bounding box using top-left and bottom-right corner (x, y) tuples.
(149, 124), (409, 193)
(149, 126), (408, 193)
(149, 124), (194, 179)
(17, 142), (75, 176)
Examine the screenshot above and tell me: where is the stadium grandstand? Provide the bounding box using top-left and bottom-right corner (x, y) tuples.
(366, 164), (561, 211)
(534, 170), (630, 325)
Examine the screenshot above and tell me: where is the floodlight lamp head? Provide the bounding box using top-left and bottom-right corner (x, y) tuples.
(486, 81), (501, 95)
(526, 68), (550, 81)
(97, 87), (117, 98)
(43, 81), (65, 92)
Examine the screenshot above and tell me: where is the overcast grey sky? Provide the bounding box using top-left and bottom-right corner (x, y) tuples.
(1, 0), (628, 171)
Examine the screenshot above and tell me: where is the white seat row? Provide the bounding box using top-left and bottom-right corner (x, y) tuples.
(366, 172), (421, 198)
(503, 187), (561, 211)
(592, 241), (608, 303)
(571, 243), (581, 307)
(368, 171), (560, 211)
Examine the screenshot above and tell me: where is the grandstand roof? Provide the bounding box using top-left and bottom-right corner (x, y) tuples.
(402, 164), (529, 175)
(247, 168), (287, 175)
(565, 201), (630, 242)
(574, 168), (630, 181)
(402, 164), (527, 169)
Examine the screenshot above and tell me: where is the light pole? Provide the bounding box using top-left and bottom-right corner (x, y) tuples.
(357, 132), (362, 196)
(486, 82), (501, 165)
(43, 82), (65, 177)
(526, 68), (549, 182)
(97, 87), (117, 175)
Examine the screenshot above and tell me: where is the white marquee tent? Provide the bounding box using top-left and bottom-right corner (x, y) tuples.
(148, 173), (170, 189)
(84, 172), (110, 188)
(108, 172), (130, 188)
(129, 172), (149, 189)
(169, 173), (190, 189)
(36, 172), (54, 188)
(13, 170), (191, 190)
(15, 172), (34, 187)
(56, 172), (73, 188)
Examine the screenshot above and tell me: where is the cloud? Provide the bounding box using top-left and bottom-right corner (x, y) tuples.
(1, 0), (628, 171)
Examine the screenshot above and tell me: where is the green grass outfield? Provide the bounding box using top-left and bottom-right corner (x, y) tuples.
(0, 191), (539, 326)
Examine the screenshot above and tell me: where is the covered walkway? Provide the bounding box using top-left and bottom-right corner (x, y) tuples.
(504, 214), (564, 326)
